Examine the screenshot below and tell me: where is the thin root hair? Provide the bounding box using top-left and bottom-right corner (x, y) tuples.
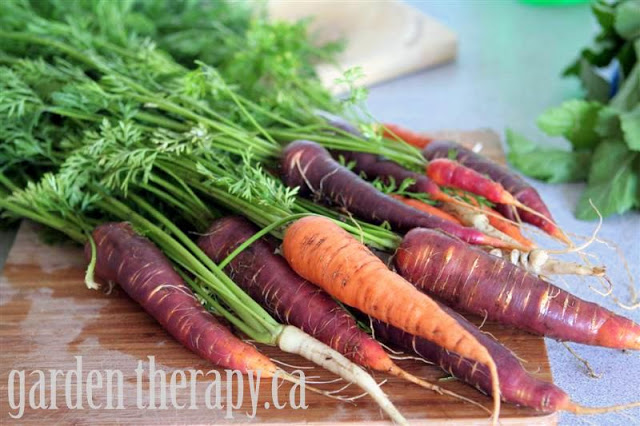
(548, 200), (602, 255)
(562, 343), (601, 379)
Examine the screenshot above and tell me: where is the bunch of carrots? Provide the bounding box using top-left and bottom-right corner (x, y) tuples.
(1, 1), (639, 424)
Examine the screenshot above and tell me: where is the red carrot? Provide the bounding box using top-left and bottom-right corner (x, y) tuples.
(382, 123), (433, 149)
(395, 227), (640, 350)
(426, 158), (516, 205)
(423, 140), (566, 243)
(281, 140), (516, 249)
(198, 216), (483, 404)
(373, 303), (640, 414)
(86, 222), (278, 376)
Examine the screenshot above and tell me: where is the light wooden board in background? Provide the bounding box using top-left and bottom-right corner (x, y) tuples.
(268, 0), (457, 93)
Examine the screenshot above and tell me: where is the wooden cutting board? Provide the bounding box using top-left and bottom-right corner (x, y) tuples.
(0, 130), (556, 425)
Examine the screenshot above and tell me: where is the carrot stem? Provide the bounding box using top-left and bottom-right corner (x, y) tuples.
(218, 213), (310, 269)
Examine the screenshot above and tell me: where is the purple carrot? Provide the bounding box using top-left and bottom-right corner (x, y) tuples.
(320, 114), (451, 201)
(280, 140), (516, 249)
(196, 216), (489, 404)
(332, 149), (449, 201)
(372, 310), (566, 412)
(85, 222), (278, 375)
(373, 302), (639, 414)
(395, 227), (640, 350)
(317, 111), (362, 136)
(196, 216), (390, 371)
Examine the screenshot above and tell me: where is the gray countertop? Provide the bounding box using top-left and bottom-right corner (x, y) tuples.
(1, 1), (638, 424)
(368, 1), (639, 425)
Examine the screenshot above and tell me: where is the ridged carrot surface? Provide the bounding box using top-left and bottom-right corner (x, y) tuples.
(423, 140), (565, 242)
(395, 227), (640, 350)
(281, 216), (501, 404)
(197, 216), (390, 371)
(87, 222), (278, 376)
(281, 140), (515, 249)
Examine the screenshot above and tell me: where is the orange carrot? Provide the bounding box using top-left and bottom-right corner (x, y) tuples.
(382, 123), (432, 148)
(445, 192), (534, 248)
(391, 195), (462, 224)
(427, 158), (516, 204)
(282, 216), (502, 421)
(481, 206), (535, 249)
(200, 216), (487, 406)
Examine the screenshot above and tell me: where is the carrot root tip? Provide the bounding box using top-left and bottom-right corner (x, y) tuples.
(564, 400), (640, 415)
(550, 228), (572, 246)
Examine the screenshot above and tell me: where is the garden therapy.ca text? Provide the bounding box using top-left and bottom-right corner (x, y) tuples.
(7, 356), (307, 419)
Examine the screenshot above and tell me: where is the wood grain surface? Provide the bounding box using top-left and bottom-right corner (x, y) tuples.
(0, 130), (556, 425)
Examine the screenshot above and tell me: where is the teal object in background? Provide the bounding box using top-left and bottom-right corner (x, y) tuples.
(521, 0), (589, 5)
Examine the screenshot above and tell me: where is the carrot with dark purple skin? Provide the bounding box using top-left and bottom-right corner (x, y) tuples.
(423, 140), (567, 243)
(86, 220), (407, 423)
(373, 304), (640, 414)
(198, 216), (486, 406)
(85, 222), (278, 375)
(198, 217), (388, 369)
(327, 149), (532, 245)
(281, 140), (518, 250)
(282, 216), (503, 422)
(333, 149), (453, 202)
(319, 116), (450, 202)
(10, 184), (406, 425)
(395, 228), (640, 350)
